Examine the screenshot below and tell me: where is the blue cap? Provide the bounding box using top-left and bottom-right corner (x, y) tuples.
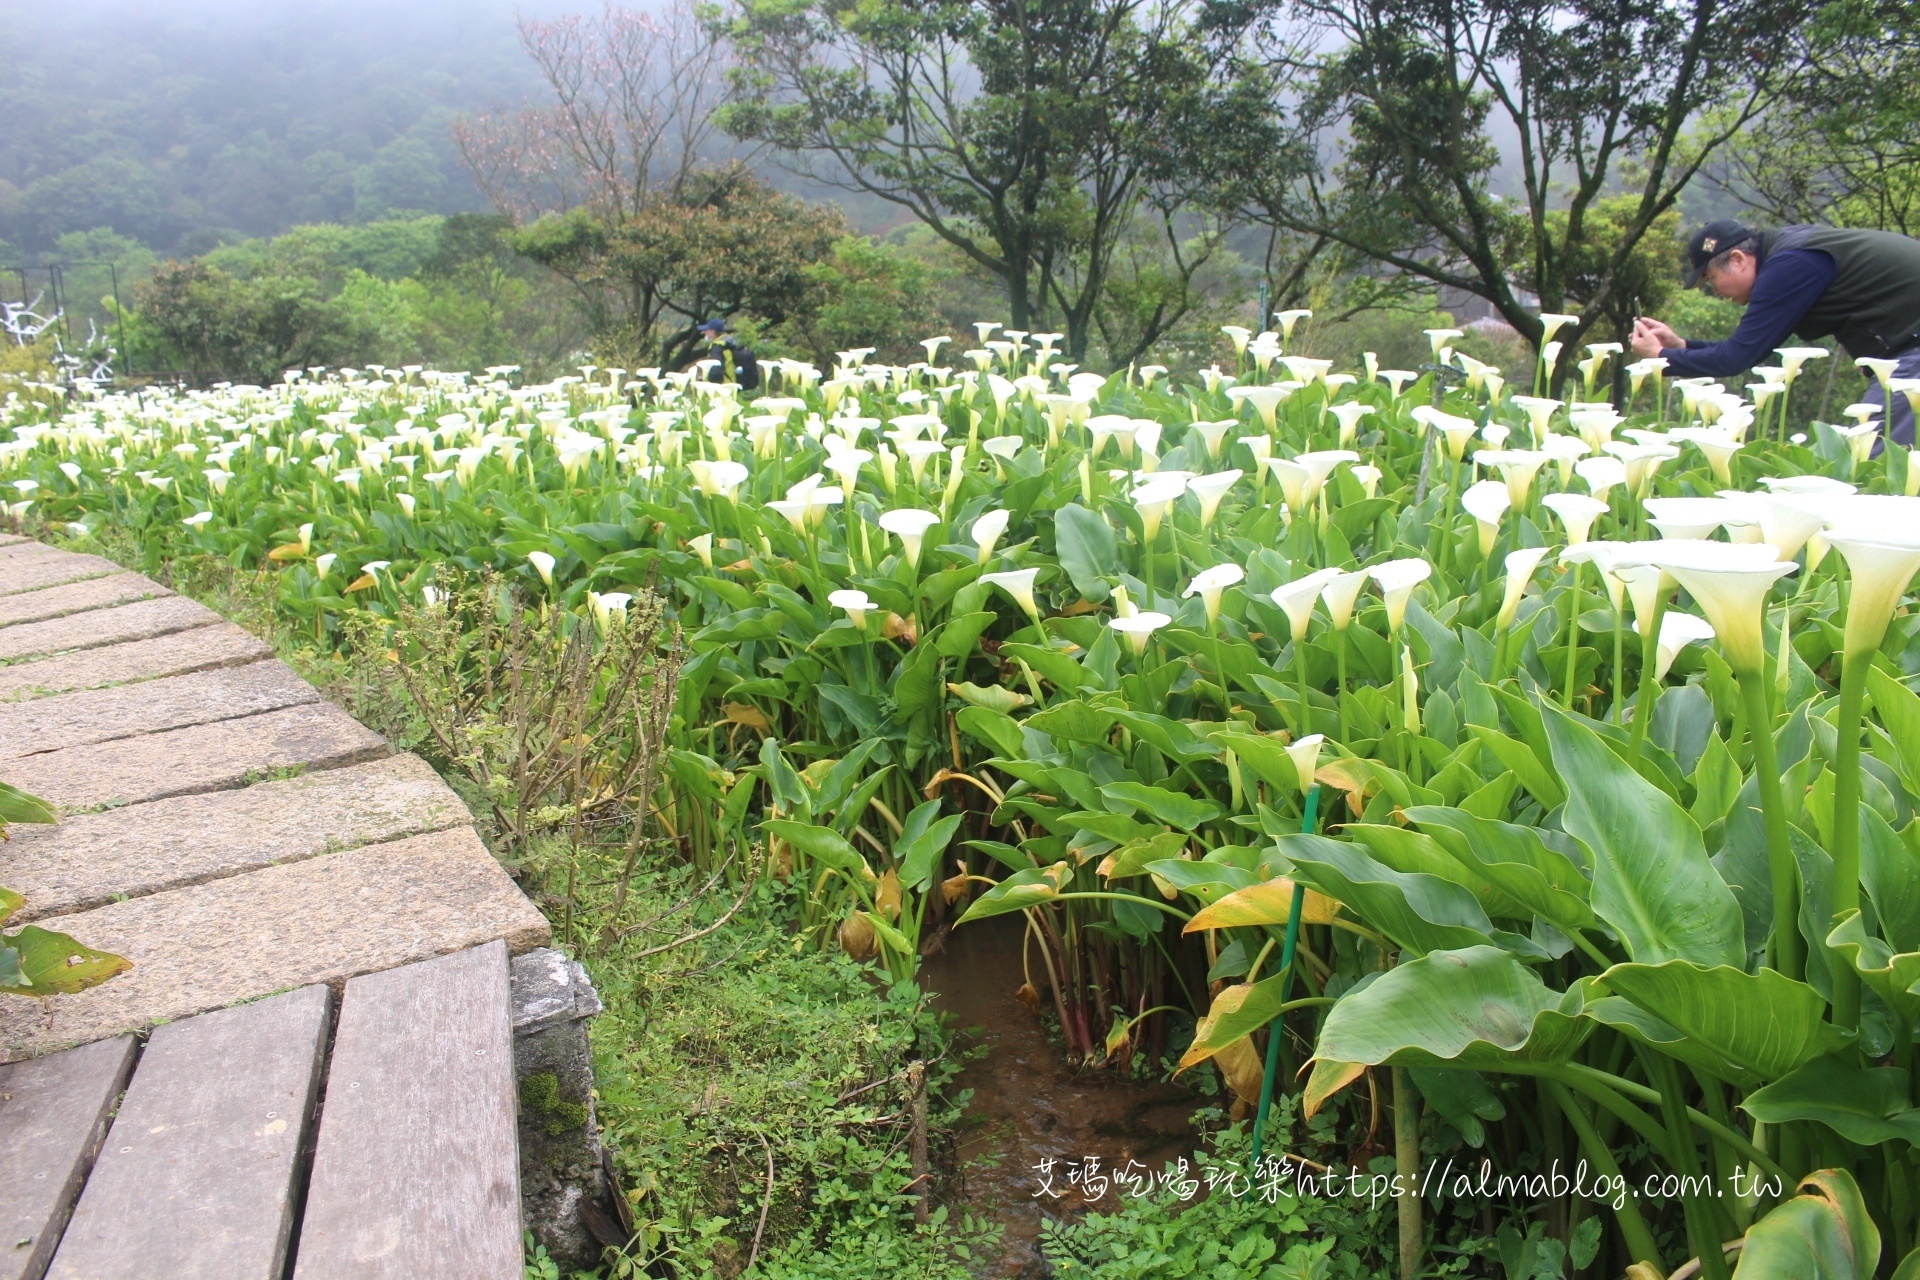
(698, 318), (726, 334)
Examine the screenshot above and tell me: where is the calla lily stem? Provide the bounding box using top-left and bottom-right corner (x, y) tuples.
(1547, 1080), (1664, 1272)
(1828, 647), (1873, 1029)
(1251, 783), (1319, 1170)
(1737, 668), (1803, 980)
(1295, 636), (1314, 738)
(1561, 562), (1583, 707)
(1611, 610), (1626, 723)
(1628, 594), (1667, 756)
(1334, 631), (1349, 741)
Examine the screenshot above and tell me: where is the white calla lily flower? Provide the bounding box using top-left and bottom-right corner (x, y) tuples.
(1369, 558), (1432, 633)
(981, 568), (1044, 622)
(1497, 547), (1549, 629)
(1186, 470), (1244, 528)
(1541, 492), (1609, 545)
(1631, 541), (1797, 675)
(971, 509), (1011, 562)
(829, 588), (876, 630)
(1461, 479), (1511, 555)
(1185, 563), (1246, 625)
(1108, 610), (1172, 656)
(1319, 570), (1371, 632)
(1636, 611), (1716, 682)
(1286, 733), (1324, 792)
(878, 508), (941, 568)
(1271, 568), (1343, 640)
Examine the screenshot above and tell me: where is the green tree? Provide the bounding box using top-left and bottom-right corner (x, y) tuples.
(718, 0), (1268, 362)
(773, 236), (947, 367)
(132, 260), (386, 384)
(1710, 0), (1920, 235)
(1546, 198), (1683, 348)
(513, 166), (847, 366)
(408, 214), (587, 372)
(1262, 0), (1816, 376)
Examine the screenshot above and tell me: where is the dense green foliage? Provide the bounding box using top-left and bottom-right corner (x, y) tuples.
(125, 215), (584, 381)
(1041, 1114), (1399, 1279)
(587, 878), (993, 1279)
(11, 320), (1920, 1278)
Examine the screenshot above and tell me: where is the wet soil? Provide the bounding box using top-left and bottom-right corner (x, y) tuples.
(920, 918), (1207, 1277)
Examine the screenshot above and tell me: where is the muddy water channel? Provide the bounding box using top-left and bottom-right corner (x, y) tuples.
(920, 918), (1207, 1277)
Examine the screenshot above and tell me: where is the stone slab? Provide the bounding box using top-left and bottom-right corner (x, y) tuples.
(0, 1036), (138, 1280)
(48, 987), (331, 1280)
(0, 595), (220, 664)
(511, 949), (608, 1267)
(0, 827), (551, 1061)
(0, 534), (23, 546)
(0, 660), (318, 760)
(0, 548), (120, 598)
(0, 623), (271, 702)
(0, 573), (170, 631)
(2, 754), (471, 921)
(295, 943), (522, 1280)
(0, 701), (387, 811)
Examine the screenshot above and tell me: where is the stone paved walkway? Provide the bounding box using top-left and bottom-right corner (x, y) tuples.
(0, 533), (550, 1062)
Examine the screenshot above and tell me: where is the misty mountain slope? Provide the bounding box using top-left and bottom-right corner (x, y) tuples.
(0, 0), (575, 255)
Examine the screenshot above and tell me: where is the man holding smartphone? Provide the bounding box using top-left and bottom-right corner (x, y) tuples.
(1629, 219), (1920, 444)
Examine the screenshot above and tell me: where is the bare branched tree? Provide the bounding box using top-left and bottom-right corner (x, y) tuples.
(454, 0), (734, 223)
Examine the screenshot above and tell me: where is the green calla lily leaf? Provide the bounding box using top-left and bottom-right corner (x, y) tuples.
(1312, 945), (1592, 1073)
(1742, 1056), (1920, 1147)
(1541, 703), (1743, 967)
(1098, 782), (1220, 832)
(956, 860), (1074, 923)
(1597, 960), (1852, 1080)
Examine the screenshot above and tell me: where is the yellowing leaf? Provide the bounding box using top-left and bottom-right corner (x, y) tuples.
(1213, 1035), (1266, 1108)
(1183, 877), (1340, 933)
(0, 925), (133, 996)
(723, 702), (771, 730)
(267, 542), (307, 562)
(1304, 1059), (1366, 1117)
(946, 682), (1030, 714)
(1314, 757), (1378, 814)
(345, 573), (377, 592)
(875, 869), (903, 921)
(1179, 969), (1297, 1073)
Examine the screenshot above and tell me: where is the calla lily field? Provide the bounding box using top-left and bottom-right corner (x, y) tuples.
(10, 324), (1920, 1279)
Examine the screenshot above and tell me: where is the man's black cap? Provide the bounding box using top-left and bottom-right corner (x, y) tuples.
(1684, 219), (1757, 288)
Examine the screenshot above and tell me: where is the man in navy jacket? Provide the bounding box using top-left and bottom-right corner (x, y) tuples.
(1630, 219), (1920, 444)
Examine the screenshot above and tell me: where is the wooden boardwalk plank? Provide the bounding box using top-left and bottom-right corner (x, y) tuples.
(0, 1036), (137, 1280)
(0, 574), (168, 631)
(47, 987), (331, 1280)
(294, 942), (522, 1280)
(0, 701), (387, 810)
(0, 827), (550, 1062)
(0, 624), (270, 702)
(0, 660), (317, 760)
(0, 754), (470, 921)
(0, 596), (219, 664)
(0, 549), (120, 598)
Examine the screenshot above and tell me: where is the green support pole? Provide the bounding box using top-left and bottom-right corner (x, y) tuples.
(1251, 783), (1321, 1168)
